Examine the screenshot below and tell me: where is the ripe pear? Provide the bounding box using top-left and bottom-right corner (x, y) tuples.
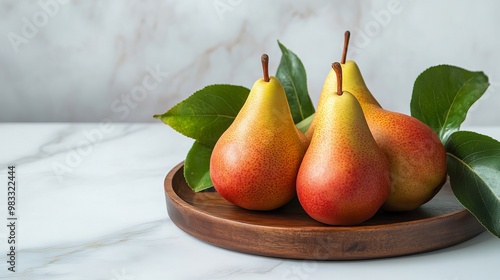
(342, 60), (447, 211)
(323, 31), (447, 211)
(210, 54), (308, 211)
(297, 63), (391, 225)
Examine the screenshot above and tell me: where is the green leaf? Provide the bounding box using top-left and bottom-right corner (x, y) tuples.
(184, 141), (213, 192)
(276, 41), (315, 124)
(154, 84), (249, 147)
(295, 113), (314, 134)
(410, 65), (489, 143)
(446, 131), (500, 237)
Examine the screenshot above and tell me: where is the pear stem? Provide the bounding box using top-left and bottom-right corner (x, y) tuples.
(341, 31), (350, 64)
(261, 54), (270, 82)
(332, 62), (342, 96)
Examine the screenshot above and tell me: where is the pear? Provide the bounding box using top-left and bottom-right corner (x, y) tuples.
(296, 63), (391, 225)
(338, 31), (447, 211)
(210, 54), (308, 211)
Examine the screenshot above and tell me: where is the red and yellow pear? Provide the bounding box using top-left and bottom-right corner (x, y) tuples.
(308, 31), (447, 211)
(297, 63), (391, 225)
(210, 54), (308, 211)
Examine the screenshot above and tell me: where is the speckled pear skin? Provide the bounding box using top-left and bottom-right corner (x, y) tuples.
(341, 60), (447, 211)
(297, 91), (391, 225)
(210, 77), (308, 211)
(305, 61), (380, 140)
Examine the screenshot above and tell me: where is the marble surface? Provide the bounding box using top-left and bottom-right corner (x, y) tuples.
(1, 0), (500, 124)
(0, 123), (499, 279)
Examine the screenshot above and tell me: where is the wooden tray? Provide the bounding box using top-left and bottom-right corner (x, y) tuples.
(164, 162), (485, 260)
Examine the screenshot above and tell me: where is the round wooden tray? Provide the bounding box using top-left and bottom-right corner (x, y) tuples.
(164, 162), (485, 260)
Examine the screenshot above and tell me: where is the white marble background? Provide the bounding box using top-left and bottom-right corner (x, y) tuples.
(1, 0), (500, 125)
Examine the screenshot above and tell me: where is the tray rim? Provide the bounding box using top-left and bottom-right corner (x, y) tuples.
(165, 161), (485, 260)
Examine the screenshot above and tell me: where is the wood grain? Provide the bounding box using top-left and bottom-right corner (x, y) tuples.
(164, 162), (485, 260)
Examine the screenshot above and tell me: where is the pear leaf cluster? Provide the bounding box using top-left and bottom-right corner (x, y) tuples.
(411, 65), (500, 238)
(154, 84), (250, 191)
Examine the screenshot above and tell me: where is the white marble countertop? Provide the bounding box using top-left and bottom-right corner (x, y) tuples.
(0, 123), (499, 280)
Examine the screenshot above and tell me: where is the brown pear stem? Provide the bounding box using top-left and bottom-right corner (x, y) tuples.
(341, 31), (350, 64)
(332, 62), (342, 96)
(261, 54), (270, 82)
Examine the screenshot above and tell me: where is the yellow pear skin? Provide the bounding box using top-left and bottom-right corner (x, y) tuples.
(342, 60), (447, 211)
(297, 63), (391, 225)
(210, 55), (308, 211)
